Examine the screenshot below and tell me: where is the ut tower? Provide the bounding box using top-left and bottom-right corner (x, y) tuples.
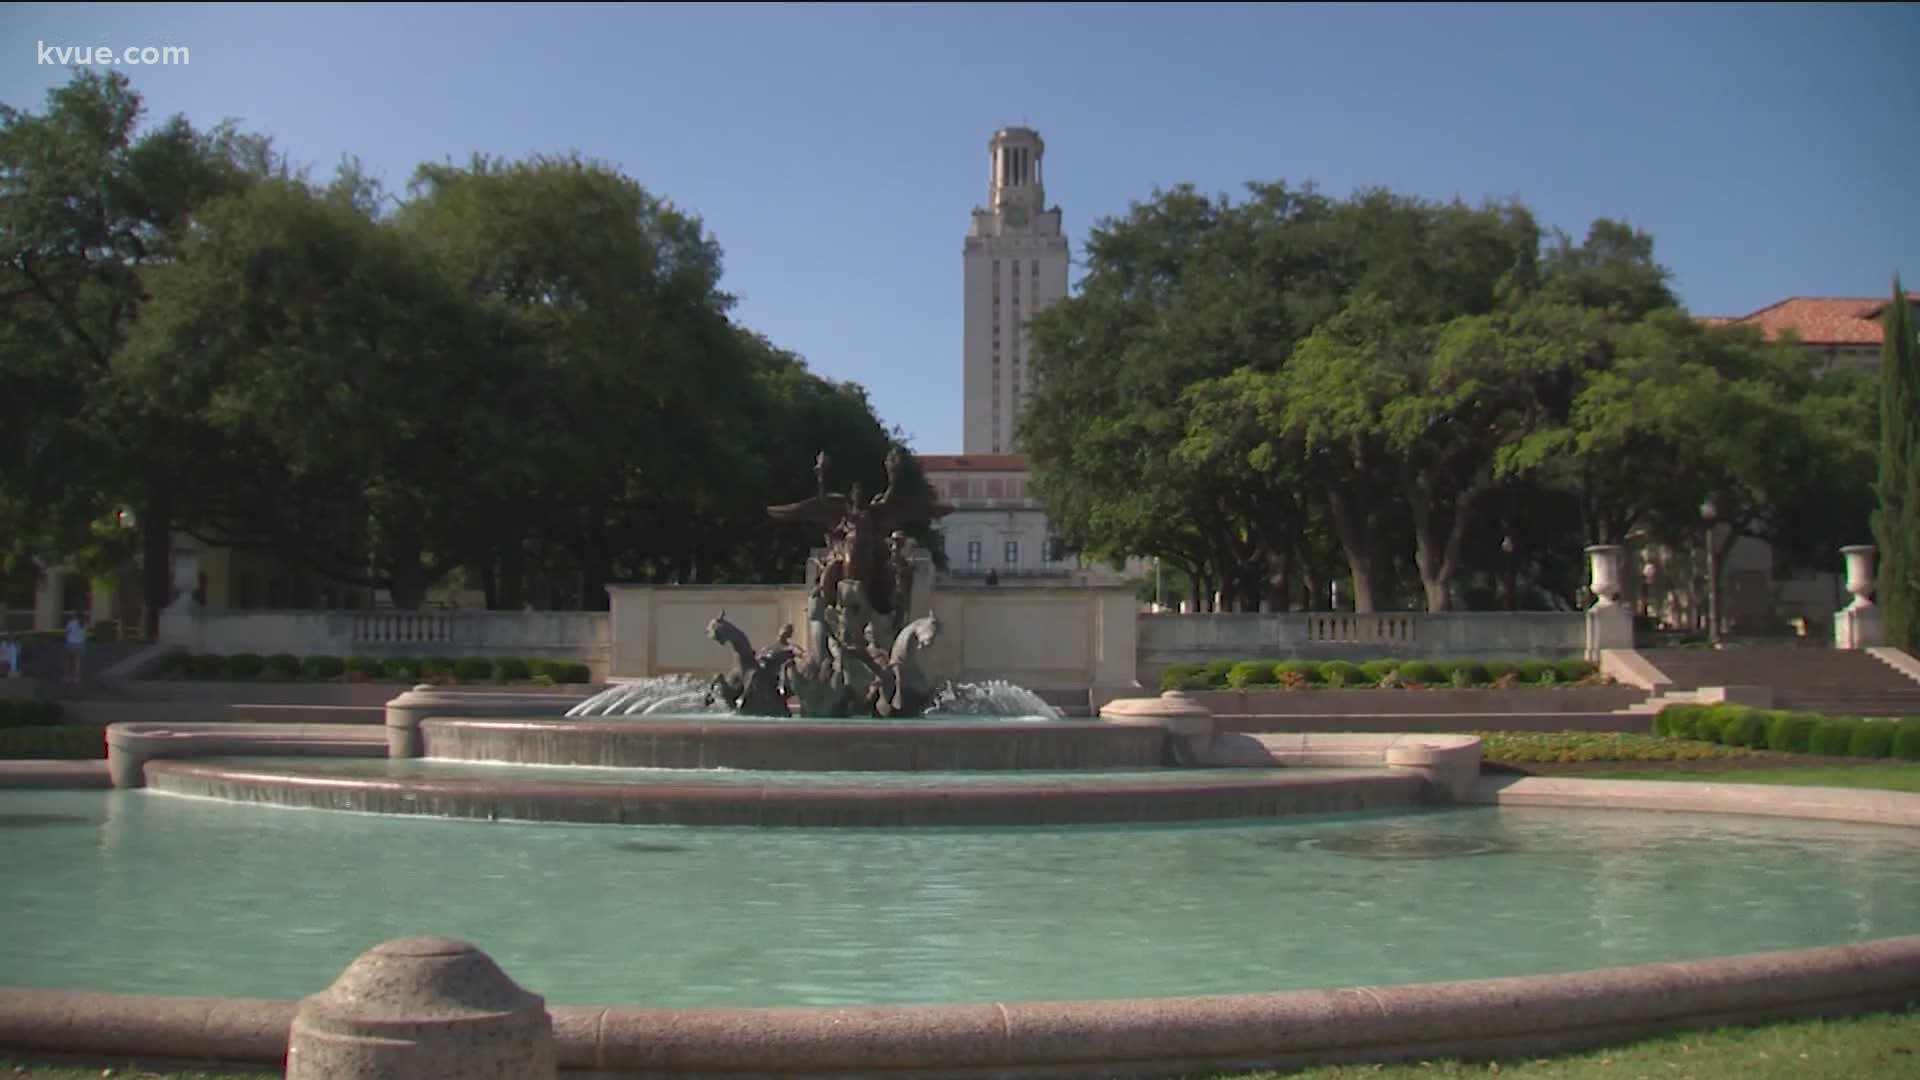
(961, 126), (1070, 455)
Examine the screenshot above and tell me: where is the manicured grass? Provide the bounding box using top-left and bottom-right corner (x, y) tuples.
(1207, 1005), (1920, 1078)
(1479, 729), (1920, 791)
(1476, 730), (1758, 765)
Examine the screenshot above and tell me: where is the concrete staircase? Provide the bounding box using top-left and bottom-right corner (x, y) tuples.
(1634, 646), (1920, 718)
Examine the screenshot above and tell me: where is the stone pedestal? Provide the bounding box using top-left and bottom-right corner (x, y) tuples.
(287, 937), (555, 1080)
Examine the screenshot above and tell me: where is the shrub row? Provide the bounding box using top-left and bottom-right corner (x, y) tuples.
(1159, 657), (1601, 692)
(0, 699), (64, 728)
(0, 724), (105, 759)
(1654, 703), (1920, 761)
(1475, 730), (1757, 765)
(152, 652), (591, 685)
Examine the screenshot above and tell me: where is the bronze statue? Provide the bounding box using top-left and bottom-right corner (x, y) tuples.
(702, 446), (955, 718)
(766, 446), (951, 624)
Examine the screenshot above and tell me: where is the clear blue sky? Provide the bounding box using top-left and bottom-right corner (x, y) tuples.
(6, 2), (1916, 454)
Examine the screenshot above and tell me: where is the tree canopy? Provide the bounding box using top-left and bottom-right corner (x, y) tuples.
(4, 71), (932, 619)
(1021, 183), (1878, 617)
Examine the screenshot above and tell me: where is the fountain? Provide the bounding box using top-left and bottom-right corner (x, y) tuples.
(572, 446), (960, 720)
(9, 446), (1919, 1075)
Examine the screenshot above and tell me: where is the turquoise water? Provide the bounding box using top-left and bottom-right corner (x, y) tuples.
(3, 788), (1919, 1008)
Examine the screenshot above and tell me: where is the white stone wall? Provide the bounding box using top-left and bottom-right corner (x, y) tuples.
(605, 581), (1140, 696)
(158, 607), (612, 675)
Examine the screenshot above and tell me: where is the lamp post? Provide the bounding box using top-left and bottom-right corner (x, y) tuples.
(1700, 499), (1722, 648)
(1153, 557), (1162, 612)
(1500, 535), (1516, 611)
(1641, 557), (1658, 622)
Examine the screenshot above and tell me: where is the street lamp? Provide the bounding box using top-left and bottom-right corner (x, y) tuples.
(1500, 535), (1516, 612)
(1641, 557), (1658, 621)
(1700, 498), (1722, 648)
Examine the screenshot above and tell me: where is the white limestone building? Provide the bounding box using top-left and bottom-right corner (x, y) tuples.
(962, 126), (1070, 456)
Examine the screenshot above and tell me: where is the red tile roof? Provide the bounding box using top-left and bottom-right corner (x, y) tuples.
(1701, 294), (1919, 347)
(917, 453), (1028, 472)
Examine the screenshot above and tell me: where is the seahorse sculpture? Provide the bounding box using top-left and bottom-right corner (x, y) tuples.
(881, 613), (941, 717)
(702, 610), (791, 718)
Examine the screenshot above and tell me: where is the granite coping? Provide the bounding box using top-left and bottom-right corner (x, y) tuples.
(2, 935), (1916, 1078)
(1469, 774), (1920, 828)
(140, 758), (1424, 828)
(103, 721), (389, 788)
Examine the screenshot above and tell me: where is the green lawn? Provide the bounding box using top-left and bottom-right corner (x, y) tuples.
(1211, 1004), (1920, 1078)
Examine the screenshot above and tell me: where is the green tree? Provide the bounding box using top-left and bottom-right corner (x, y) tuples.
(1875, 277), (1920, 649)
(123, 176), (512, 609)
(1, 70), (275, 631)
(396, 152), (745, 608)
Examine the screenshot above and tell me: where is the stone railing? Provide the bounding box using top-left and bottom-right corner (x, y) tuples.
(157, 607), (612, 678)
(1305, 613), (1417, 645)
(351, 612), (455, 645)
(1139, 610), (1587, 677)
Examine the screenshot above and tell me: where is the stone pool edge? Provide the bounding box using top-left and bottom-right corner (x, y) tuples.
(0, 934), (1915, 1078)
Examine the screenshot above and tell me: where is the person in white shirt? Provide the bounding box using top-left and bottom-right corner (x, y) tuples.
(64, 613), (87, 683)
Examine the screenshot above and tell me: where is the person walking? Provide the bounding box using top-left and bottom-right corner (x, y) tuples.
(64, 612), (87, 683)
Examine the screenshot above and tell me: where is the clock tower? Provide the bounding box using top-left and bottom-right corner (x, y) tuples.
(962, 126), (1070, 455)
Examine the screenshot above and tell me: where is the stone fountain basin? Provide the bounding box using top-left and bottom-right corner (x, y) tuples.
(416, 716), (1171, 772)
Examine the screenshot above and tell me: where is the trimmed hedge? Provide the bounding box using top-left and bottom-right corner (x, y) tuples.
(147, 651), (591, 685)
(1655, 703), (1919, 761)
(1155, 655), (1603, 692)
(0, 724), (104, 759)
(0, 699), (63, 728)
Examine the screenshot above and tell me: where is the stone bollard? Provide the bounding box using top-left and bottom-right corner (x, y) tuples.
(286, 936), (556, 1080)
(383, 685), (450, 758)
(1098, 691), (1215, 764)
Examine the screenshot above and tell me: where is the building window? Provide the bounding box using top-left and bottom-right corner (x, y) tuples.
(1005, 540), (1020, 567)
(966, 540), (982, 566)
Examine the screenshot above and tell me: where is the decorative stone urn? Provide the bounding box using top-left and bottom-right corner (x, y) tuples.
(1835, 545), (1886, 649)
(166, 546), (201, 610)
(1841, 545), (1878, 610)
(1583, 545), (1625, 608)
